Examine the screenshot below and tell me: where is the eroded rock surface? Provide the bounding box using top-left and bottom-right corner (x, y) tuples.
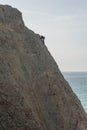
(0, 5), (87, 130)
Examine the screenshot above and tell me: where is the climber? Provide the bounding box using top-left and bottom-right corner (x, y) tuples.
(40, 35), (45, 43)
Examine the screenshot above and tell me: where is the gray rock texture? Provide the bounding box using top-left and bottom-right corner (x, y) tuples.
(0, 4), (87, 130)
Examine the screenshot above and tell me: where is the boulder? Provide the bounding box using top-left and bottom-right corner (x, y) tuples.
(0, 5), (87, 130)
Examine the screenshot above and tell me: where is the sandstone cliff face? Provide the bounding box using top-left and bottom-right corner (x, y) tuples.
(0, 5), (87, 130)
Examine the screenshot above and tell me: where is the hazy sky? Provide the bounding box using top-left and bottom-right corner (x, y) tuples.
(1, 0), (87, 71)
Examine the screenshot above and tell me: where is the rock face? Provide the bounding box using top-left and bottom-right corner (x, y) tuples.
(0, 5), (87, 130)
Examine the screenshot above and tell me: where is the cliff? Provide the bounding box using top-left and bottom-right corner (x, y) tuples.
(0, 5), (87, 130)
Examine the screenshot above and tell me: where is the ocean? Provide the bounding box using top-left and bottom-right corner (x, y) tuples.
(62, 72), (87, 113)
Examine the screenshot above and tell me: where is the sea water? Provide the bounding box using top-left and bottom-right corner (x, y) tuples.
(62, 72), (87, 113)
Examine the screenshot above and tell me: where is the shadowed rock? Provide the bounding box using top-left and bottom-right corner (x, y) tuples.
(0, 4), (87, 130)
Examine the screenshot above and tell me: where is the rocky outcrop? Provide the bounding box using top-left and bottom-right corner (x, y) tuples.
(0, 5), (87, 130)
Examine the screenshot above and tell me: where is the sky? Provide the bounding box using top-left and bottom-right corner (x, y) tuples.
(0, 0), (87, 72)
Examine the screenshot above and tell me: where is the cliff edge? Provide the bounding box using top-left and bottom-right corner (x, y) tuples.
(0, 5), (87, 130)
